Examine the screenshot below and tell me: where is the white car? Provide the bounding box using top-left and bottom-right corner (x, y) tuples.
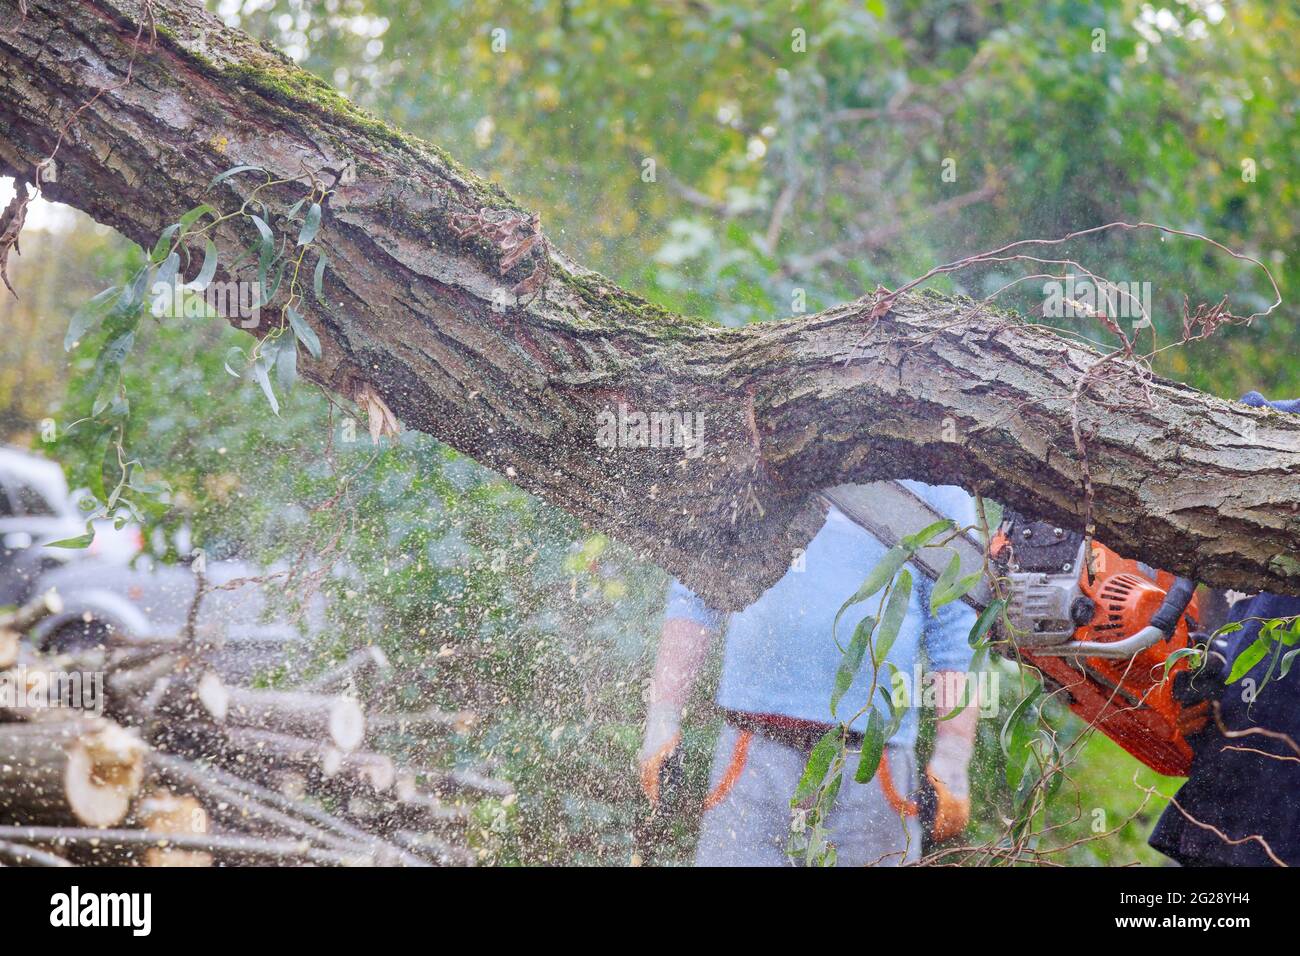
(0, 447), (142, 606)
(0, 447), (321, 677)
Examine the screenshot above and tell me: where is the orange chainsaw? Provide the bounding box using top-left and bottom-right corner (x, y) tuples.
(822, 482), (1203, 777)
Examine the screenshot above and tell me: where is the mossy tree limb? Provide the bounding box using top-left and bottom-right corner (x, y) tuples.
(1, 0), (1298, 607)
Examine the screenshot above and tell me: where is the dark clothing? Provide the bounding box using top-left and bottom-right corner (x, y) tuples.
(1149, 393), (1300, 866)
(1148, 590), (1300, 865)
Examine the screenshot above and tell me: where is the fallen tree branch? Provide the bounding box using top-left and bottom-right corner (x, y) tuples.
(0, 836), (74, 866)
(150, 751), (430, 867)
(1, 0), (1297, 607)
(0, 824), (374, 866)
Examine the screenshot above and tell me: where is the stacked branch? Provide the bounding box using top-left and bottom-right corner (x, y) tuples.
(0, 596), (509, 867)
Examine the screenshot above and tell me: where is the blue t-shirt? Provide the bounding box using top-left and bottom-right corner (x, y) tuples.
(665, 481), (977, 749)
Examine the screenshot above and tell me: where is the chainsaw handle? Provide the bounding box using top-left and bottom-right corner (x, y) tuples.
(1037, 624), (1165, 658)
(1037, 575), (1197, 659)
(1148, 575), (1196, 637)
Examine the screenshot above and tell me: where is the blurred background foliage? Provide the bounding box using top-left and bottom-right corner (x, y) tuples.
(2, 0), (1295, 864)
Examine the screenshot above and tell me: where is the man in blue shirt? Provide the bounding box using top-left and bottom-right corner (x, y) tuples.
(639, 481), (980, 866)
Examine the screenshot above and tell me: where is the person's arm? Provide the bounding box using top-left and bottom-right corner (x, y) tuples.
(921, 569), (979, 841)
(927, 670), (978, 841)
(640, 581), (721, 805)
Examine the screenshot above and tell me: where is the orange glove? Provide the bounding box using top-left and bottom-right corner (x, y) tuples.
(638, 702), (682, 807)
(925, 733), (973, 842)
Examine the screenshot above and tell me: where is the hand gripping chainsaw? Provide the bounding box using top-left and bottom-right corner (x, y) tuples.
(822, 481), (1202, 777)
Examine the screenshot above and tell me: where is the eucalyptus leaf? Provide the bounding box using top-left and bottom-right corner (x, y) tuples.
(179, 203), (218, 230)
(188, 238), (219, 293)
(1280, 647), (1300, 681)
(86, 431), (113, 502)
(313, 253), (328, 304)
(150, 252), (181, 316)
(853, 710), (886, 784)
(47, 521), (97, 550)
(832, 546), (908, 646)
(250, 215), (275, 267)
(223, 346), (246, 377)
(901, 518), (954, 551)
(1000, 684), (1043, 759)
(274, 335), (298, 392)
(968, 597), (1006, 647)
(792, 728), (841, 805)
(255, 258), (287, 309)
(831, 615), (875, 717)
(252, 351), (280, 415)
(930, 550), (981, 612)
(65, 285), (122, 351)
(1162, 645), (1204, 678)
(98, 330), (136, 372)
(209, 164), (264, 187)
(297, 202), (322, 246)
(879, 663), (906, 738)
(874, 569), (912, 664)
(114, 266), (152, 317)
(151, 224), (180, 263)
(821, 772), (843, 813)
(287, 305), (321, 360)
(1225, 634), (1271, 685)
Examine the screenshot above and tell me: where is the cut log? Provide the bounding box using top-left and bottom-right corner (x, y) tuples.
(219, 726), (396, 793)
(214, 686), (365, 752)
(136, 791), (211, 867)
(0, 609), (485, 867)
(195, 672), (229, 722)
(0, 663), (50, 719)
(395, 792), (472, 827)
(322, 750), (396, 793)
(0, 631), (17, 671)
(0, 718), (145, 827)
(349, 788), (471, 836)
(105, 653), (182, 700)
(270, 770), (309, 800)
(0, 590), (62, 670)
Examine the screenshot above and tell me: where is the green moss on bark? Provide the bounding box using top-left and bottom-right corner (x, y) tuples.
(218, 61), (521, 214)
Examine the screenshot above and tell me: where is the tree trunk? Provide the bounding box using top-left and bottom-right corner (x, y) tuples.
(1, 0), (1297, 608)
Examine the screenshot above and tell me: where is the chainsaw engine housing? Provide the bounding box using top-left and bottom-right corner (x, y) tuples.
(991, 515), (1199, 777)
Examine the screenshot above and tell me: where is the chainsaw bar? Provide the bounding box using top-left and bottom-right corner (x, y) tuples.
(819, 482), (992, 609)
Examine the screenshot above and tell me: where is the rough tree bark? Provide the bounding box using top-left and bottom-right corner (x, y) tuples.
(1, 0), (1297, 608)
